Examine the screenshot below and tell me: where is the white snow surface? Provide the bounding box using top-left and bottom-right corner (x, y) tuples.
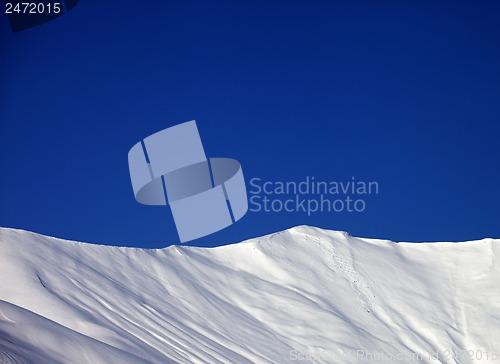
(1, 226), (499, 363)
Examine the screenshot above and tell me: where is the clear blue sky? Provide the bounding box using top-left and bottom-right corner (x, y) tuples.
(1, 1), (499, 248)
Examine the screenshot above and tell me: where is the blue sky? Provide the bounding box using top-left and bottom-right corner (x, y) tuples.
(1, 1), (499, 248)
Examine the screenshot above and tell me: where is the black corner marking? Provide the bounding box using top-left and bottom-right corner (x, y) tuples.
(5, 0), (79, 32)
(63, 0), (78, 11)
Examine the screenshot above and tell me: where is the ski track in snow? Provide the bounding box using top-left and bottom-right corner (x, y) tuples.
(309, 234), (376, 314)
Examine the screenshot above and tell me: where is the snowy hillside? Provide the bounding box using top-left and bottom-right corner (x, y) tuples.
(1, 226), (499, 364)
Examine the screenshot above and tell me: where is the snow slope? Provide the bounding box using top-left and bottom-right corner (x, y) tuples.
(0, 226), (499, 363)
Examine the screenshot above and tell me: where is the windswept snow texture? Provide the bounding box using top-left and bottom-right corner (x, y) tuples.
(1, 227), (499, 364)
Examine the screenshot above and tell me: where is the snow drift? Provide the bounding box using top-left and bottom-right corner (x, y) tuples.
(0, 226), (499, 363)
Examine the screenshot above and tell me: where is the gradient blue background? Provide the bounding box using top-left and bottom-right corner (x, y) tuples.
(1, 1), (499, 248)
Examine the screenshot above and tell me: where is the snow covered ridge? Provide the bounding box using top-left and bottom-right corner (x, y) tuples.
(1, 227), (499, 364)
